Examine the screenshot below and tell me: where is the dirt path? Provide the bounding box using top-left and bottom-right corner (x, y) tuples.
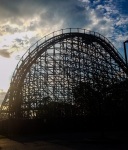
(0, 137), (72, 150)
(0, 133), (128, 150)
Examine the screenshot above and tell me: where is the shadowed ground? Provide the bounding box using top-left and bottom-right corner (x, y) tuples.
(0, 132), (128, 150)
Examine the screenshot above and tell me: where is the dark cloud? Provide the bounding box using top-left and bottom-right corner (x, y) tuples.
(0, 49), (12, 58)
(14, 37), (31, 48)
(38, 0), (87, 28)
(0, 0), (38, 19)
(0, 0), (87, 28)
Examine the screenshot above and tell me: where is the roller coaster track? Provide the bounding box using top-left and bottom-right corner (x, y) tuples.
(1, 28), (128, 119)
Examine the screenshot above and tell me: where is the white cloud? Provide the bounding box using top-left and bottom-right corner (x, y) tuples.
(93, 0), (101, 5)
(116, 18), (128, 26)
(80, 0), (90, 3)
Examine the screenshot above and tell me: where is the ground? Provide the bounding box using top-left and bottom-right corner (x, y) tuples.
(0, 132), (128, 150)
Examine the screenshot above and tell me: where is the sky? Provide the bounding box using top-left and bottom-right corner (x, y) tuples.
(0, 0), (128, 104)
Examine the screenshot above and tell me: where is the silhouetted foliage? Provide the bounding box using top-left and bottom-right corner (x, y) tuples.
(73, 82), (100, 117)
(36, 96), (74, 119)
(104, 80), (128, 117)
(71, 80), (128, 130)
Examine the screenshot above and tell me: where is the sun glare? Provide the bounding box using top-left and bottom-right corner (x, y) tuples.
(0, 55), (19, 92)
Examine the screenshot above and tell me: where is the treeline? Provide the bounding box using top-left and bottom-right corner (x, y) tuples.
(28, 80), (128, 131)
(1, 80), (128, 135)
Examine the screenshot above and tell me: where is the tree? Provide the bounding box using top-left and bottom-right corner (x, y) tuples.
(73, 82), (100, 117)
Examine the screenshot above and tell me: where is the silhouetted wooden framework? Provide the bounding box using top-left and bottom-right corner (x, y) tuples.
(0, 28), (128, 120)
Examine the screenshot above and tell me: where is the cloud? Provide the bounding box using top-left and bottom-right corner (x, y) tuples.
(88, 0), (128, 50)
(0, 49), (12, 58)
(0, 0), (87, 29)
(0, 0), (88, 58)
(0, 0), (127, 57)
